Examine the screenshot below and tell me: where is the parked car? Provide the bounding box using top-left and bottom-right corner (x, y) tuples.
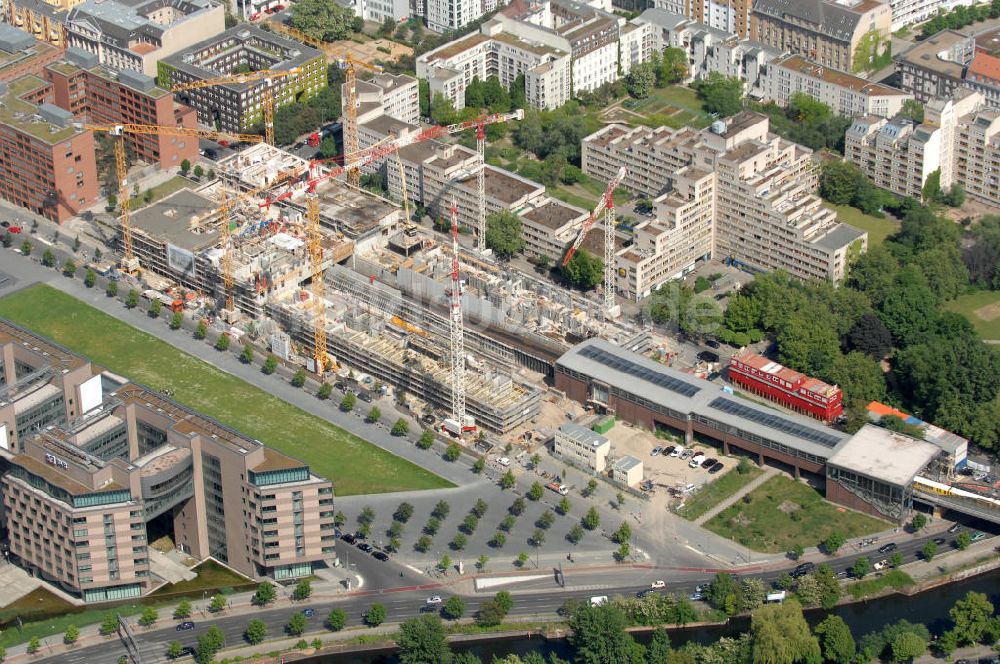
(705, 339), (721, 349)
(680, 449), (694, 461)
(302, 608), (315, 617)
(426, 596), (443, 605)
(498, 457), (511, 466)
(176, 621), (195, 631)
(971, 531), (987, 542)
(651, 580), (666, 589)
(341, 533), (356, 544)
(878, 542), (898, 554)
(357, 543), (373, 553)
(701, 457), (717, 468)
(663, 446), (676, 456)
(934, 537), (946, 545)
(708, 462), (724, 474)
(373, 551), (390, 562)
(651, 446), (664, 456)
(874, 559), (889, 571)
(358, 392), (373, 403)
(697, 351), (719, 363)
(688, 592), (705, 601)
(791, 562), (815, 578)
(590, 596), (608, 606)
(948, 523), (962, 533)
(689, 453), (706, 468)
(669, 446), (684, 458)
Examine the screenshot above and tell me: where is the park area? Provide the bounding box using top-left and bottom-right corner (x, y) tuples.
(704, 475), (887, 553)
(676, 465), (764, 521)
(946, 290), (1000, 340)
(0, 285), (452, 496)
(603, 85), (714, 129)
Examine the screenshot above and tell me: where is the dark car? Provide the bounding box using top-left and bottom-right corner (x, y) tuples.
(697, 350), (720, 363)
(358, 392), (373, 403)
(373, 551), (390, 562)
(341, 533), (357, 544)
(934, 537), (946, 546)
(663, 445), (675, 456)
(357, 542), (374, 553)
(705, 339), (721, 349)
(701, 457), (717, 468)
(203, 148), (217, 159)
(302, 608), (315, 618)
(334, 382), (346, 391)
(421, 414), (436, 425)
(708, 462), (724, 474)
(878, 542), (897, 554)
(176, 621), (195, 631)
(948, 523), (962, 534)
(791, 562), (815, 578)
(714, 293), (727, 301)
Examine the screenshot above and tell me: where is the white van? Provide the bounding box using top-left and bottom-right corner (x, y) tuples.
(669, 446), (684, 458)
(590, 596), (608, 606)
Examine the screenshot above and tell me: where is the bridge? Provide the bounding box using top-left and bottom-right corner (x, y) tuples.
(913, 479), (1000, 526)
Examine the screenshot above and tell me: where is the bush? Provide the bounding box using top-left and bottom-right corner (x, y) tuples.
(194, 320), (207, 339)
(215, 333), (230, 351)
(291, 368), (307, 387)
(417, 429), (435, 449)
(262, 354), (278, 374)
(245, 618), (267, 644)
(318, 382), (333, 399)
(443, 595), (465, 619)
(42, 249), (56, 267)
(527, 482), (544, 501)
(20, 240), (32, 256)
(125, 289), (138, 309)
(62, 259), (77, 277)
(365, 406), (381, 423)
(84, 268), (96, 287)
(391, 418), (409, 436)
(444, 442), (461, 462)
(106, 280), (118, 297)
(365, 603), (386, 627)
(326, 608), (347, 631)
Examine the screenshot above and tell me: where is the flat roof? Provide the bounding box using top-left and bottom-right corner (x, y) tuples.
(521, 198), (587, 231)
(453, 165), (543, 205)
(613, 455), (642, 470)
(131, 188), (219, 252)
(0, 319), (89, 371)
(814, 220), (866, 251)
(775, 54), (909, 96)
(0, 76), (79, 144)
(827, 424), (940, 486)
(557, 421), (608, 447)
(899, 29), (970, 79)
(557, 338), (849, 460)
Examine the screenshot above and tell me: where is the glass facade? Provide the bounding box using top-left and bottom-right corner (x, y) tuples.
(827, 465), (908, 520)
(79, 424), (129, 461)
(201, 452), (228, 563)
(248, 466), (309, 487)
(273, 562), (312, 579)
(15, 392), (65, 440)
(136, 421), (168, 457)
(83, 583), (142, 603)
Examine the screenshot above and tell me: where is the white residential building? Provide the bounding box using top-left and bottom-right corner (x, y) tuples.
(761, 54), (912, 118)
(349, 72), (421, 125)
(554, 422), (611, 472)
(426, 0), (481, 33)
(889, 0), (978, 32)
(361, 0), (409, 23)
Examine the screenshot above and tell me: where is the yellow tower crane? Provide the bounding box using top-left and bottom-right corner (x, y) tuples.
(338, 55), (383, 188)
(306, 189), (327, 372)
(170, 68), (302, 145)
(82, 124), (263, 276)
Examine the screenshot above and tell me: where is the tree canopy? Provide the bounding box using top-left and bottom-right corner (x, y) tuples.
(562, 250), (603, 290)
(691, 73), (744, 117)
(289, 0), (358, 41)
(485, 210), (525, 258)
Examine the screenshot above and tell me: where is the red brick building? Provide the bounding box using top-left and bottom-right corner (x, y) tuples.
(0, 76), (98, 223)
(727, 349), (843, 423)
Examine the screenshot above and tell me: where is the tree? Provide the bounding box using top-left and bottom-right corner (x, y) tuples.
(340, 392), (357, 412)
(491, 531), (506, 548)
(586, 478), (599, 496)
(20, 239), (32, 256)
(196, 626), (225, 664)
(418, 429), (435, 449)
(433, 500), (451, 519)
(364, 405), (381, 423)
(287, 612), (307, 636)
(562, 249), (603, 289)
(846, 312), (892, 359)
(828, 351), (885, 406)
(253, 582), (277, 606)
(528, 481), (544, 500)
(657, 47), (688, 85)
(485, 210), (525, 258)
(168, 311), (183, 330)
(750, 599), (821, 664)
(510, 497), (526, 516)
(100, 612), (119, 634)
(193, 165), (204, 179)
(439, 554), (452, 573)
(209, 593), (227, 612)
(452, 533), (468, 550)
(148, 298), (162, 320)
(500, 470), (516, 489)
(625, 62), (655, 99)
(822, 533), (845, 554)
(291, 368), (307, 387)
(473, 457), (486, 473)
(62, 258), (77, 277)
(568, 604), (646, 664)
(262, 354), (278, 375)
(167, 640), (184, 659)
(288, 0), (357, 41)
(431, 92), (457, 125)
(245, 618), (268, 644)
(557, 496), (571, 515)
(194, 320), (207, 339)
(42, 248), (56, 267)
(517, 551), (530, 567)
(443, 595), (465, 620)
(27, 636), (40, 654)
(317, 382), (333, 400)
(612, 521), (632, 544)
(64, 624), (80, 645)
(922, 540), (937, 561)
(583, 506), (600, 530)
(706, 573), (742, 615)
(851, 557), (871, 579)
(444, 442), (461, 461)
(180, 158), (191, 175)
(910, 513), (927, 531)
(472, 498), (489, 518)
(327, 607), (347, 631)
(139, 607), (158, 626)
(900, 99), (924, 124)
(950, 591), (994, 645)
(365, 603), (387, 627)
(740, 577), (766, 612)
(814, 615), (855, 664)
(83, 268), (96, 288)
(477, 599), (508, 626)
(215, 333), (230, 351)
(531, 528), (546, 546)
(391, 418), (409, 436)
(647, 627), (672, 663)
(891, 631), (926, 661)
(567, 524), (584, 544)
(397, 615), (452, 664)
(174, 600), (192, 619)
(293, 578), (313, 600)
(956, 531), (972, 550)
(692, 72), (744, 117)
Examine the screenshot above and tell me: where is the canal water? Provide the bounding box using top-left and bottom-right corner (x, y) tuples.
(306, 568), (1000, 663)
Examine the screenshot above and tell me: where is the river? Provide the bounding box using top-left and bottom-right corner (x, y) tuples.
(304, 568), (1000, 663)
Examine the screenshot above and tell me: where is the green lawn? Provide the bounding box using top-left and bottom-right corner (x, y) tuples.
(129, 175), (196, 209)
(825, 204), (899, 247)
(676, 466), (764, 521)
(631, 86), (713, 129)
(946, 290), (1000, 340)
(149, 560), (254, 599)
(0, 285), (452, 496)
(705, 475), (887, 553)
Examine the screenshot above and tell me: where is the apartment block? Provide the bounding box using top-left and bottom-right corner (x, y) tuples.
(966, 51), (1000, 108)
(652, 0), (749, 36)
(352, 72), (420, 125)
(65, 0), (225, 76)
(897, 29), (974, 103)
(750, 0), (891, 74)
(425, 0), (483, 32)
(889, 0), (977, 32)
(160, 26), (326, 133)
(45, 49), (199, 170)
(844, 89), (997, 204)
(519, 198), (590, 260)
(0, 24), (64, 83)
(761, 54), (912, 118)
(360, 0), (409, 23)
(4, 0), (68, 47)
(0, 320), (336, 602)
(417, 22), (572, 111)
(583, 113), (868, 296)
(0, 76), (98, 223)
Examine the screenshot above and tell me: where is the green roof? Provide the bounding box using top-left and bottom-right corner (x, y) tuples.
(0, 76), (78, 144)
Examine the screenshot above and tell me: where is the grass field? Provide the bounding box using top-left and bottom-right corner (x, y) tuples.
(705, 475), (887, 553)
(825, 204), (900, 247)
(676, 466), (764, 521)
(946, 290), (1000, 340)
(0, 285), (452, 496)
(632, 86), (713, 129)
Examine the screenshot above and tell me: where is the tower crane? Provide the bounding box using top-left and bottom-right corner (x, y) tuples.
(562, 166), (626, 321)
(445, 199), (473, 437)
(338, 55), (383, 188)
(82, 123), (263, 274)
(170, 68), (302, 146)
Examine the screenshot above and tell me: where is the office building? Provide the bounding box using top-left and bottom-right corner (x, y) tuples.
(0, 76), (98, 223)
(652, 0), (749, 36)
(760, 54), (912, 118)
(64, 0), (225, 76)
(0, 320), (336, 601)
(160, 25), (326, 133)
(750, 0), (891, 74)
(897, 29), (975, 103)
(553, 422), (611, 471)
(610, 455), (643, 485)
(582, 113), (867, 297)
(0, 23), (64, 83)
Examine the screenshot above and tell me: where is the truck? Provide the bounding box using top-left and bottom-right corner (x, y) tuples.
(546, 482), (569, 496)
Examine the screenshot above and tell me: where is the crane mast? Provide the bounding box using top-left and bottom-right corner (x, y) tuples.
(447, 200), (468, 435)
(476, 124), (486, 253)
(307, 187), (327, 372)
